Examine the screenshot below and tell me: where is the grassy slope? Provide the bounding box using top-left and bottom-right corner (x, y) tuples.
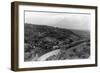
(24, 24), (90, 61)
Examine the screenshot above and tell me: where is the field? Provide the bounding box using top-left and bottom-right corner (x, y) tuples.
(24, 24), (90, 61)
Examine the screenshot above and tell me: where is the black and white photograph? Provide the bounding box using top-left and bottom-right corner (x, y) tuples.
(24, 11), (90, 61)
(11, 1), (97, 71)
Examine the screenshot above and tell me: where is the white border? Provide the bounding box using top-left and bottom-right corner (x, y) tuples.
(19, 5), (96, 68)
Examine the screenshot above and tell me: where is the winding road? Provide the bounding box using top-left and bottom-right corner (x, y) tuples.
(36, 39), (89, 61)
(37, 49), (61, 61)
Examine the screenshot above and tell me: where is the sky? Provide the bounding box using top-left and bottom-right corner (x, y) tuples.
(25, 11), (91, 31)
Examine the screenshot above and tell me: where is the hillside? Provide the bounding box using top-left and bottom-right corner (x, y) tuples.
(24, 24), (90, 61)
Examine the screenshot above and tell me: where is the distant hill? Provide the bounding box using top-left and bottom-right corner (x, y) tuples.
(71, 29), (90, 39)
(24, 23), (81, 43)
